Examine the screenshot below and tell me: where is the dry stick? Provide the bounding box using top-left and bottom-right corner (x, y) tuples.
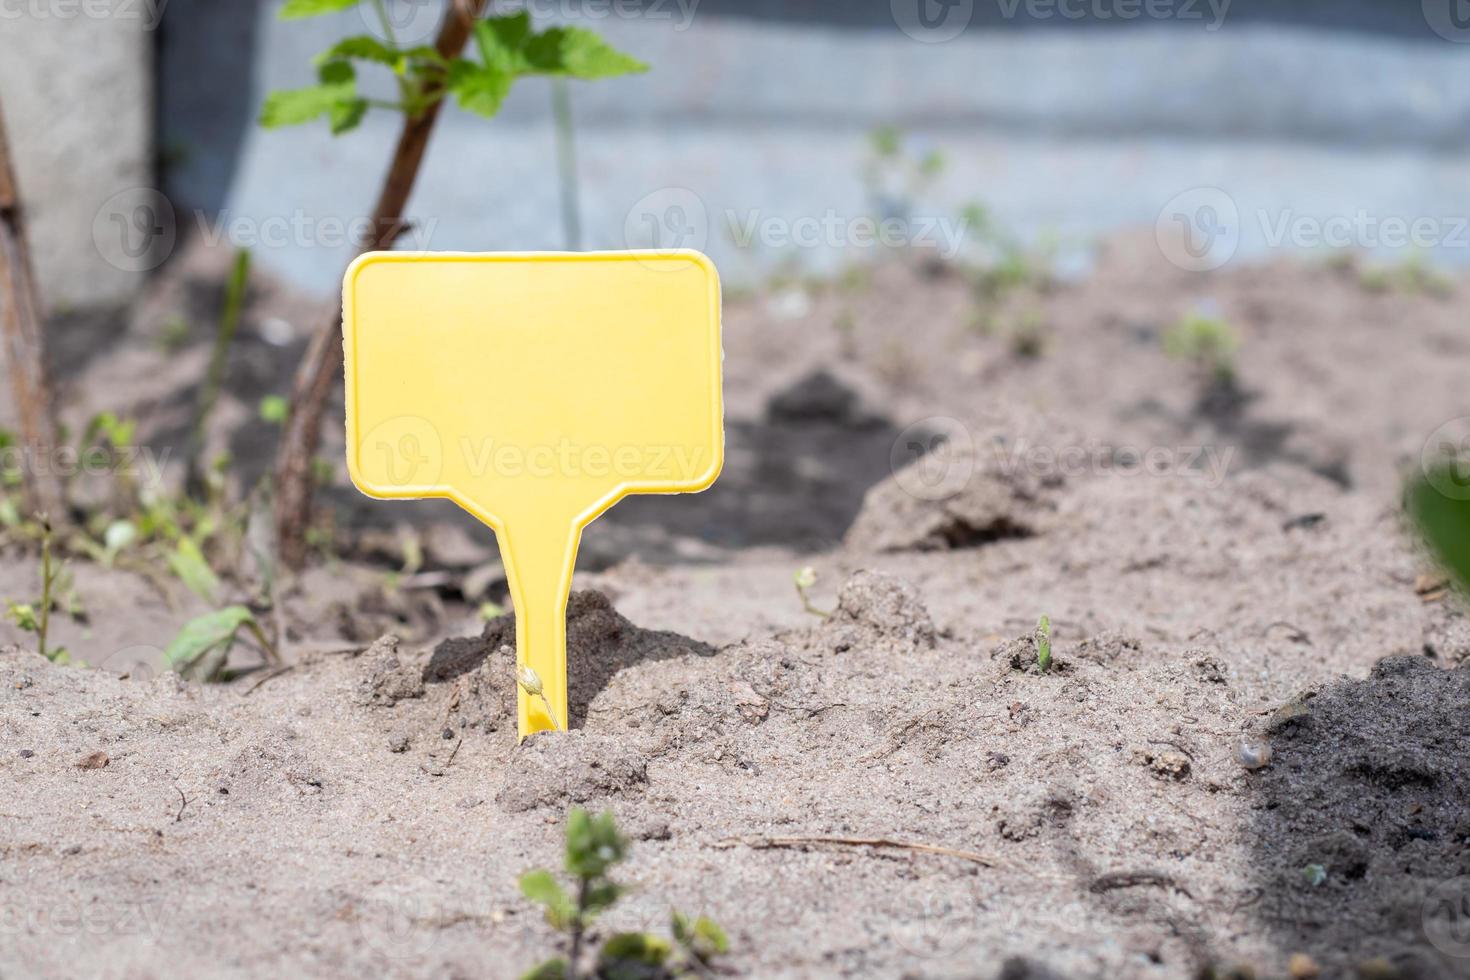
(0, 97), (66, 523)
(273, 0), (490, 569)
(718, 835), (1001, 869)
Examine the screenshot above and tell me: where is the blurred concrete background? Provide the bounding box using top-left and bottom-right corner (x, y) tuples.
(6, 0), (1470, 305)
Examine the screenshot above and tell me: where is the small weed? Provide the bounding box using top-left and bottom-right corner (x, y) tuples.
(1408, 465), (1470, 594)
(1357, 254), (1453, 298)
(1164, 312), (1239, 382)
(1036, 614), (1052, 673)
(520, 808), (729, 980)
(794, 566), (832, 618)
(4, 519), (78, 663)
(164, 606), (278, 683)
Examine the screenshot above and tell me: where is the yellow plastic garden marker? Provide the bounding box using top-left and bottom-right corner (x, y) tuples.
(343, 251), (723, 738)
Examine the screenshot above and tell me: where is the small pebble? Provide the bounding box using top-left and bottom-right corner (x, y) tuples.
(1288, 953), (1320, 978)
(1237, 739), (1272, 770)
(18, 749), (34, 758)
(387, 735), (410, 754)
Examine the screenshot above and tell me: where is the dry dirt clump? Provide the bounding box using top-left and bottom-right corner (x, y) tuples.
(844, 411), (1077, 553)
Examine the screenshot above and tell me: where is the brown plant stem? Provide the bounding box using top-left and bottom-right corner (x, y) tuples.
(0, 97), (66, 523)
(273, 0), (488, 569)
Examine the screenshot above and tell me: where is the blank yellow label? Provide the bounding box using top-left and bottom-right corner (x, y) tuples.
(343, 251), (723, 737)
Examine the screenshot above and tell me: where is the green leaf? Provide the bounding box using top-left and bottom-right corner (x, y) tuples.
(164, 606), (260, 681)
(279, 0), (359, 20)
(315, 35), (399, 68)
(519, 960), (568, 980)
(260, 82), (355, 128)
(473, 13), (533, 73)
(259, 395), (289, 425)
(168, 538), (221, 604)
(330, 97), (369, 134)
(582, 881), (623, 918)
(103, 520), (138, 560)
(448, 61), (513, 118)
(598, 933), (671, 976)
(526, 27), (648, 79)
(6, 602), (39, 633)
(518, 869), (566, 907)
(1410, 469), (1470, 593)
(317, 59), (356, 85)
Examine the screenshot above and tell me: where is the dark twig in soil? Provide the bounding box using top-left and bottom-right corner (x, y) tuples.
(1088, 870), (1192, 899)
(241, 665), (294, 696)
(718, 835), (1000, 868)
(174, 786), (190, 823)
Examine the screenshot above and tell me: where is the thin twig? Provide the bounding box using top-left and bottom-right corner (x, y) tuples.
(716, 834), (1000, 868)
(241, 664), (294, 696)
(174, 785), (190, 822)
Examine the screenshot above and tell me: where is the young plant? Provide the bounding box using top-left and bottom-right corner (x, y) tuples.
(4, 518), (73, 663)
(164, 605), (278, 683)
(1164, 312), (1239, 383)
(520, 808), (729, 980)
(1036, 614), (1052, 673)
(1409, 465), (1470, 595)
(794, 566), (832, 618)
(185, 248), (252, 495)
(261, 0), (649, 569)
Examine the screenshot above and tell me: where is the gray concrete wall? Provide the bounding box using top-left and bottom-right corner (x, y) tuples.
(0, 0), (157, 308)
(17, 0), (1470, 302)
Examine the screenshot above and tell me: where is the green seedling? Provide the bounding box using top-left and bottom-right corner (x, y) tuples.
(4, 519), (76, 663)
(516, 664), (563, 732)
(164, 605), (278, 683)
(1357, 254), (1453, 298)
(520, 808), (729, 980)
(794, 566), (833, 618)
(186, 249), (252, 495)
(1164, 313), (1239, 382)
(1408, 466), (1470, 594)
(1303, 863), (1328, 887)
(1036, 614), (1052, 673)
(259, 395), (290, 425)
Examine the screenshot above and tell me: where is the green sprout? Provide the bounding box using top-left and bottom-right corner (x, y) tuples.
(794, 566), (832, 618)
(516, 664), (563, 732)
(1036, 614), (1052, 673)
(1163, 312), (1239, 382)
(519, 808), (729, 980)
(1302, 864), (1327, 887)
(4, 518), (71, 664)
(1408, 465), (1470, 595)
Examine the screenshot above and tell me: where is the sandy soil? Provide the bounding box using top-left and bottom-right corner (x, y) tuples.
(2, 236), (1469, 980)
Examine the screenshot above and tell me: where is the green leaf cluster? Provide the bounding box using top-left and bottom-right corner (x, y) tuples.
(164, 606), (274, 683)
(261, 4), (647, 135)
(1409, 468), (1470, 595)
(519, 808), (729, 980)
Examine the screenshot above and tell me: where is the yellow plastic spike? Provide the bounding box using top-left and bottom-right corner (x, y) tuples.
(342, 251), (723, 738)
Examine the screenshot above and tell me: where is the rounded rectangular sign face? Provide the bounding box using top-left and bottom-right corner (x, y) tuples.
(343, 250), (724, 737)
